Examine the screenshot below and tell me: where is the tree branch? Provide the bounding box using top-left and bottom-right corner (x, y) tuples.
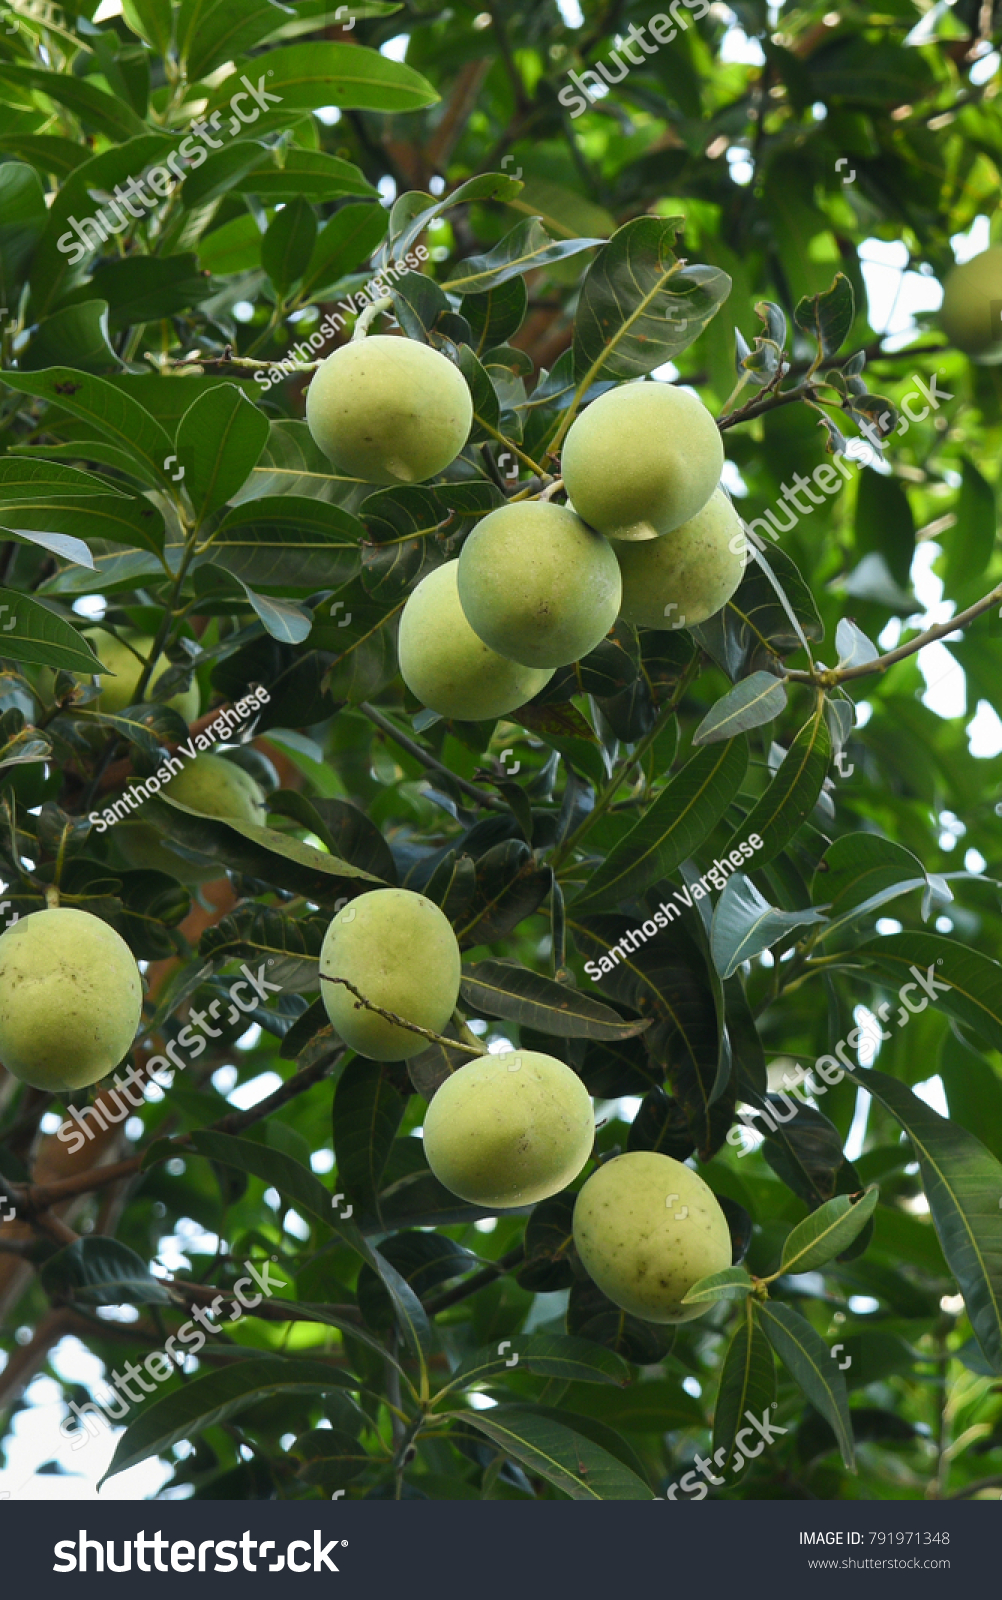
(785, 581), (1002, 688)
(319, 976), (486, 1057)
(359, 702), (507, 811)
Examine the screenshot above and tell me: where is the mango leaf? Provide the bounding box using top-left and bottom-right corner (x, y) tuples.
(0, 496), (166, 560)
(441, 1334), (629, 1396)
(712, 1303), (776, 1471)
(813, 835), (929, 943)
(573, 738), (748, 909)
(299, 202), (388, 302)
(0, 368), (176, 492)
(176, 0), (291, 81)
(839, 1067), (1002, 1373)
(175, 383), (270, 522)
(681, 1265), (753, 1305)
(462, 1406), (654, 1500)
(944, 457), (996, 593)
(333, 1057), (406, 1225)
(21, 299), (119, 375)
(572, 216), (731, 385)
(381, 174), (525, 274)
(693, 671), (788, 745)
(690, 545), (823, 682)
(710, 874), (828, 980)
(262, 197), (317, 294)
(189, 1130), (429, 1363)
(794, 272), (855, 359)
(101, 1358), (358, 1486)
(726, 703), (831, 866)
(442, 217), (604, 296)
(39, 1238), (170, 1307)
(0, 590), (105, 674)
(779, 1186), (880, 1275)
(0, 459), (114, 500)
(855, 932), (1002, 1055)
(0, 63), (148, 143)
(459, 958), (648, 1041)
(209, 42), (439, 118)
(236, 149), (377, 203)
(758, 1300), (855, 1469)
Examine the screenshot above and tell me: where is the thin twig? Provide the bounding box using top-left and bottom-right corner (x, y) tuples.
(319, 976), (486, 1058)
(359, 702), (507, 811)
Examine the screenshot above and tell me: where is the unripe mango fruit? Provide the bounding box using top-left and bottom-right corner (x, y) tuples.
(573, 1151), (731, 1323)
(320, 888), (461, 1061)
(85, 631), (200, 724)
(939, 247), (1002, 362)
(562, 381), (724, 539)
(398, 560), (554, 720)
(305, 335), (473, 484)
(423, 1049), (594, 1208)
(457, 502), (621, 668)
(161, 753), (267, 825)
(615, 488), (746, 628)
(0, 907), (143, 1092)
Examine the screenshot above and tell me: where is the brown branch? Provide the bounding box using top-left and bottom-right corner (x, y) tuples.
(785, 581), (1002, 688)
(359, 702), (507, 811)
(319, 976), (485, 1058)
(6, 1048), (342, 1214)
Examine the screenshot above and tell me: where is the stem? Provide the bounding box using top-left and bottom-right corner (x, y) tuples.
(359, 702), (506, 811)
(423, 1245), (525, 1319)
(785, 580), (1002, 688)
(352, 296), (394, 340)
(475, 417), (552, 481)
(718, 379), (817, 432)
(319, 975), (487, 1057)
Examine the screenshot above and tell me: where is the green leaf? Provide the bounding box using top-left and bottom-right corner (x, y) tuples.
(0, 64), (148, 143)
(838, 1067), (1002, 1373)
(101, 1358), (357, 1486)
(380, 174), (523, 272)
(181, 141), (272, 210)
(813, 835), (929, 943)
(70, 253), (209, 333)
(206, 495), (362, 589)
(758, 1300), (855, 1469)
(176, 0), (287, 81)
(442, 217), (604, 296)
(572, 216), (731, 385)
(209, 42), (439, 118)
(726, 703), (830, 867)
(944, 457), (996, 594)
(333, 1057), (405, 1225)
(794, 271), (855, 358)
(712, 1302), (776, 1471)
(0, 458), (115, 500)
(0, 160), (47, 302)
(21, 299), (119, 375)
(148, 795), (385, 899)
(573, 738), (748, 909)
(779, 1186), (880, 1275)
(39, 1238), (170, 1308)
(682, 1265), (754, 1304)
(237, 149), (377, 202)
(187, 1130), (429, 1363)
(710, 874), (828, 980)
(262, 196), (317, 295)
(855, 932), (1002, 1055)
(299, 202), (388, 302)
(459, 958), (649, 1041)
(442, 1334), (630, 1396)
(0, 368), (176, 493)
(175, 382), (270, 520)
(0, 590), (105, 673)
(0, 495), (166, 560)
(462, 1405), (654, 1500)
(693, 671), (787, 745)
(691, 545), (824, 683)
